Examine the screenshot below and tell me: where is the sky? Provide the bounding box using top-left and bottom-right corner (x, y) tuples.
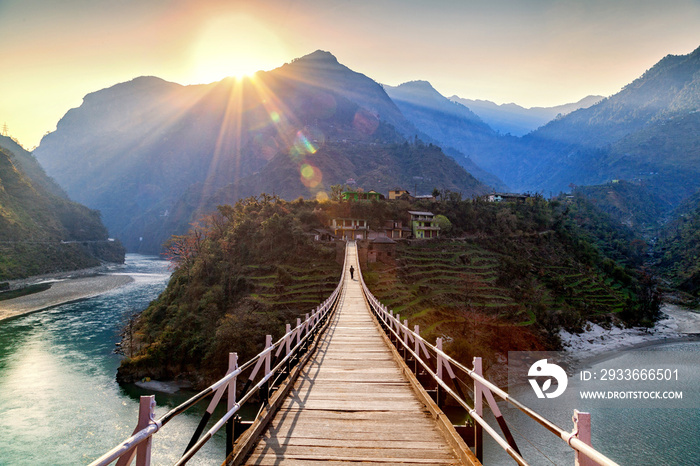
(2, 0), (700, 149)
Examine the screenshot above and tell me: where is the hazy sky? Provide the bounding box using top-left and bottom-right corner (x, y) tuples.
(2, 0), (700, 148)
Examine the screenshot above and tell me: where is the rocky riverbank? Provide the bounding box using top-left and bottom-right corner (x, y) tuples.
(559, 303), (700, 362)
(0, 271), (133, 321)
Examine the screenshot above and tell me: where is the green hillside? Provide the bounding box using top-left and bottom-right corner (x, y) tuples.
(117, 196), (342, 386)
(0, 141), (124, 279)
(362, 197), (656, 365)
(118, 194), (658, 386)
(656, 192), (700, 299)
(573, 181), (666, 234)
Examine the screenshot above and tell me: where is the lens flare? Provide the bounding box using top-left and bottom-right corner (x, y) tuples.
(290, 130), (317, 160)
(300, 164), (314, 179)
(300, 163), (322, 188)
(299, 132), (317, 154)
(316, 191), (330, 202)
(270, 111), (280, 123)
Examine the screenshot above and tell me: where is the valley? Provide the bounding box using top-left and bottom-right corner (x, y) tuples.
(3, 45), (699, 384)
(2, 3), (700, 462)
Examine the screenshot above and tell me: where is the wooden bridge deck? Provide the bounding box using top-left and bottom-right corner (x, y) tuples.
(241, 243), (466, 465)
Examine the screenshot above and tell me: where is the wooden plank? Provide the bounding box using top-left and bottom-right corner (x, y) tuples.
(265, 410), (437, 423)
(254, 437), (455, 449)
(245, 457), (458, 466)
(263, 429), (446, 442)
(246, 446), (455, 460)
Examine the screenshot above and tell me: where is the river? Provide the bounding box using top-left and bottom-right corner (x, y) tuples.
(483, 341), (700, 465)
(0, 254), (225, 465)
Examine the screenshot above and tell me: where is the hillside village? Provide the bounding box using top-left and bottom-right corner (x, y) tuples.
(317, 187), (532, 264)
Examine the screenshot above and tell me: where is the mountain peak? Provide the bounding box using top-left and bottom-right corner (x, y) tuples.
(384, 81), (444, 102)
(689, 44), (700, 59)
(296, 50), (339, 65)
(397, 80), (437, 92)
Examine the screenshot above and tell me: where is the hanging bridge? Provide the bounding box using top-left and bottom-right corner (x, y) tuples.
(90, 242), (620, 466)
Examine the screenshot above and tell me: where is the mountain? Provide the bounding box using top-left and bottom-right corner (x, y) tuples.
(0, 135), (67, 198)
(484, 45), (700, 204)
(35, 51), (490, 253)
(281, 51), (416, 137)
(450, 95), (603, 136)
(0, 136), (124, 279)
(383, 81), (508, 191)
(533, 46), (700, 148)
(573, 181), (667, 234)
(657, 192), (700, 297)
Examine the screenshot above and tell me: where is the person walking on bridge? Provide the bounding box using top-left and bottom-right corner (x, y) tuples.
(349, 265), (355, 280)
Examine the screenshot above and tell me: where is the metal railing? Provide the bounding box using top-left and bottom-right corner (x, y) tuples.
(89, 246), (348, 466)
(358, 264), (620, 466)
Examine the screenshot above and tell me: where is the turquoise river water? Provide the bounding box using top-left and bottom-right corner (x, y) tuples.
(0, 255), (225, 465)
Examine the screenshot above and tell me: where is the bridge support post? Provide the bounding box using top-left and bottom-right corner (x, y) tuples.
(414, 325), (420, 374)
(226, 353), (238, 458)
(261, 335), (272, 405)
(403, 319), (410, 361)
(116, 395), (155, 466)
(436, 338), (444, 408)
(303, 314), (310, 354)
(285, 323), (292, 376)
(473, 357), (484, 463)
(573, 410), (595, 466)
(395, 313), (401, 353)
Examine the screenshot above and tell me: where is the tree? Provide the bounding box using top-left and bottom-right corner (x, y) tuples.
(330, 185), (344, 201)
(162, 223), (206, 275)
(434, 214), (452, 234)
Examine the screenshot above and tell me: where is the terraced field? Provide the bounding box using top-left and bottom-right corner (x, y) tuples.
(246, 262), (341, 311)
(362, 239), (632, 347)
(363, 242), (521, 338)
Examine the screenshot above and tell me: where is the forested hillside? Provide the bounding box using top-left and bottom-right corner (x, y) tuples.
(0, 138), (124, 279)
(117, 195), (342, 385)
(657, 192), (700, 299)
(572, 181), (666, 236)
(118, 194), (658, 386)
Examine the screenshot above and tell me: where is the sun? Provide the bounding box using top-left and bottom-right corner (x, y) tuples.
(190, 15), (289, 83)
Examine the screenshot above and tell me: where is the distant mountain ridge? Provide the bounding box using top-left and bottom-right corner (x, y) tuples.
(383, 81), (509, 191)
(478, 45), (700, 205)
(33, 45), (700, 255)
(532, 46), (700, 148)
(35, 51), (491, 253)
(450, 95), (603, 136)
